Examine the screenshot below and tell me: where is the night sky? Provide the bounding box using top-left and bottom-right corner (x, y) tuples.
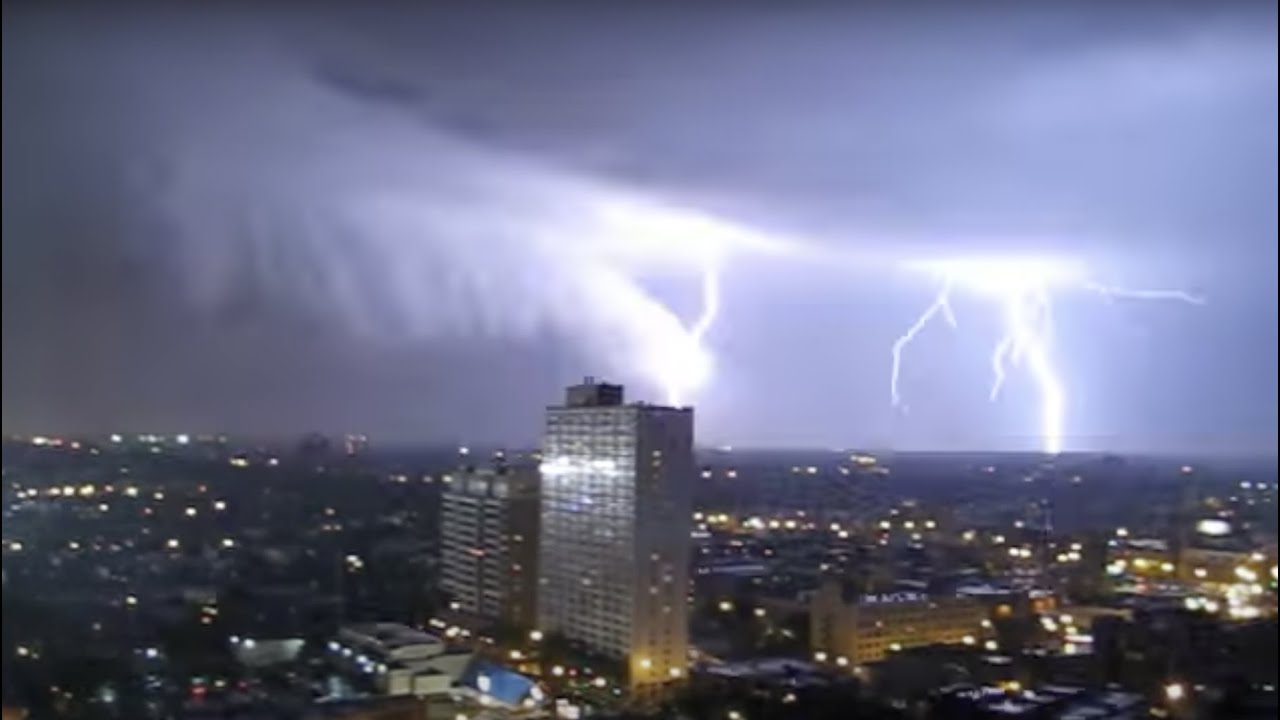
(3, 2), (1276, 454)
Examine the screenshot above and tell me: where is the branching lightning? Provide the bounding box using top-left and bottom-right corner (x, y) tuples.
(1082, 283), (1205, 305)
(892, 258), (1203, 455)
(137, 38), (1204, 432)
(890, 279), (957, 410)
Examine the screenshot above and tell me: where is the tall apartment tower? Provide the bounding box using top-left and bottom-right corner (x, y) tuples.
(440, 465), (540, 630)
(538, 378), (694, 696)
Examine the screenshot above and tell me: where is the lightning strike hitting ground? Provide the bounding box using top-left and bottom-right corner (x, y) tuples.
(893, 258), (1203, 455)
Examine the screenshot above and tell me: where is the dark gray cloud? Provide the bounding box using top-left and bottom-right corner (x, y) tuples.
(2, 1), (1276, 453)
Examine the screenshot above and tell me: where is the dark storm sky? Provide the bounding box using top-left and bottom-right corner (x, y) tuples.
(2, 2), (1276, 454)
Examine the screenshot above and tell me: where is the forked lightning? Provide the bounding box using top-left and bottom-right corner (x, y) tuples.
(892, 257), (1203, 455)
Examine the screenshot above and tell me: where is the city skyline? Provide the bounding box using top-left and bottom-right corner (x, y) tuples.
(3, 2), (1277, 455)
(2, 3), (1278, 718)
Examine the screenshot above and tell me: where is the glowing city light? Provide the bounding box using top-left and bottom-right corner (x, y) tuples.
(1196, 519), (1232, 536)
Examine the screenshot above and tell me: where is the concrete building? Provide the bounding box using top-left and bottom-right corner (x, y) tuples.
(440, 466), (539, 630)
(537, 379), (694, 696)
(811, 582), (989, 666)
(329, 623), (470, 697)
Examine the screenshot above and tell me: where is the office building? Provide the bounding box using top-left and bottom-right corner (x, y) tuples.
(538, 379), (694, 696)
(811, 581), (989, 665)
(440, 466), (540, 630)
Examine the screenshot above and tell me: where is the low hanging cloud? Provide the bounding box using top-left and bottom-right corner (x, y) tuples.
(3, 2), (1274, 450)
(9, 10), (790, 403)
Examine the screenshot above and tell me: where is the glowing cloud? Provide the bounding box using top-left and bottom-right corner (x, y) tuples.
(137, 50), (789, 408)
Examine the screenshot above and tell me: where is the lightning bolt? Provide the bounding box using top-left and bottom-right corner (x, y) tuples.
(894, 258), (1201, 455)
(890, 280), (956, 410)
(691, 266), (722, 345)
(664, 266), (722, 407)
(1001, 284), (1065, 455)
(1083, 283), (1206, 305)
(989, 334), (1015, 401)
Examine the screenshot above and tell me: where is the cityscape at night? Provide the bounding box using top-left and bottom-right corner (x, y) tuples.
(2, 416), (1277, 718)
(3, 1), (1277, 719)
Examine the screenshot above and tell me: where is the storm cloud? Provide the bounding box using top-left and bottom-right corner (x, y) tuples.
(3, 1), (1276, 453)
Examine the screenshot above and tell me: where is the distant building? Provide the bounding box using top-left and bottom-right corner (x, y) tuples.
(1179, 545), (1257, 585)
(1104, 537), (1177, 580)
(1177, 522), (1273, 586)
(811, 581), (989, 665)
(538, 378), (694, 697)
(440, 466), (539, 629)
(328, 623), (470, 697)
(325, 624), (543, 709)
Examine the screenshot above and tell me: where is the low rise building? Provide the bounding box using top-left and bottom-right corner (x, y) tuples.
(811, 581), (989, 665)
(329, 623), (470, 697)
(1105, 538), (1177, 580)
(1178, 543), (1270, 588)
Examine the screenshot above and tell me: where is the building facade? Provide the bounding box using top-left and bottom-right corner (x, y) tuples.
(538, 379), (694, 695)
(440, 466), (540, 630)
(329, 623), (469, 697)
(811, 581), (989, 665)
